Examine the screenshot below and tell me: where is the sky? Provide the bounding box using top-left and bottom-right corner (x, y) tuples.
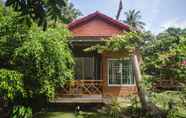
(70, 0), (186, 34)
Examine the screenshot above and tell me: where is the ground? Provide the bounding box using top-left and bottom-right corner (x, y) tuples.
(34, 91), (186, 118)
(33, 103), (110, 118)
(34, 111), (109, 118)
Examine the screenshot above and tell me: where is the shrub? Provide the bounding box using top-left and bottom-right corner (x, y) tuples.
(0, 69), (25, 101)
(10, 106), (32, 118)
(13, 25), (74, 99)
(105, 98), (122, 118)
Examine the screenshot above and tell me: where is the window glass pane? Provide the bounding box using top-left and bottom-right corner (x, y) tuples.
(108, 60), (122, 84)
(108, 58), (134, 85)
(122, 59), (134, 84)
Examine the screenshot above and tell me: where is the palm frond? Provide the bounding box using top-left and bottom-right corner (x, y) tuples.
(124, 9), (145, 31)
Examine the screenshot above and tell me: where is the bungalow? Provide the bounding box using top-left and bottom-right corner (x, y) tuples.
(55, 11), (138, 103)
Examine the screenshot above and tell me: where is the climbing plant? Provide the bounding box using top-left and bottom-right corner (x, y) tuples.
(85, 31), (144, 54)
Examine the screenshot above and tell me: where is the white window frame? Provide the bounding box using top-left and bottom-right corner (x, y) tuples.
(107, 58), (135, 87)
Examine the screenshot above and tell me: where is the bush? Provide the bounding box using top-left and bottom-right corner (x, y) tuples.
(0, 5), (74, 115)
(10, 106), (32, 118)
(0, 69), (25, 101)
(13, 25), (74, 99)
(103, 98), (122, 118)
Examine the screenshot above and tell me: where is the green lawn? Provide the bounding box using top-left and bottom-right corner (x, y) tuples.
(37, 112), (76, 118)
(34, 111), (109, 118)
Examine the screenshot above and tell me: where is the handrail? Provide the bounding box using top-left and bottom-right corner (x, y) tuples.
(57, 80), (103, 96)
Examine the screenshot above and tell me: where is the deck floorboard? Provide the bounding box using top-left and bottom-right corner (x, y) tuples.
(52, 95), (103, 103)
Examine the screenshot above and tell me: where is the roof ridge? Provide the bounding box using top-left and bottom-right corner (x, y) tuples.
(68, 11), (129, 30)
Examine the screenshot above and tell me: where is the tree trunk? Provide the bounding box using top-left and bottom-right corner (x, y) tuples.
(132, 54), (149, 111)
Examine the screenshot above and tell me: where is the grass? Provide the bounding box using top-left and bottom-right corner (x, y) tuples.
(34, 112), (76, 118)
(37, 112), (76, 118)
(33, 103), (110, 118)
(34, 111), (109, 118)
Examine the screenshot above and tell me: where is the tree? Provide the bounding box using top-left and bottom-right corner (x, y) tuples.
(0, 5), (74, 116)
(4, 0), (81, 29)
(124, 9), (145, 31)
(141, 28), (186, 117)
(13, 25), (74, 98)
(0, 4), (30, 68)
(142, 28), (186, 81)
(60, 2), (82, 24)
(4, 0), (67, 29)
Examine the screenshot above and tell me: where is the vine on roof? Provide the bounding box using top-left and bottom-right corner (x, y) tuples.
(84, 31), (144, 54)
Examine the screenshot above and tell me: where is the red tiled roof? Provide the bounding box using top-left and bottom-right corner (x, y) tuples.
(68, 11), (129, 31)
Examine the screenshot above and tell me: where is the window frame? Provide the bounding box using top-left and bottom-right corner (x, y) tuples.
(107, 58), (135, 87)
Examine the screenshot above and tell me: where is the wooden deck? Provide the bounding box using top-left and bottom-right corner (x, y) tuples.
(52, 96), (132, 106)
(53, 95), (103, 103)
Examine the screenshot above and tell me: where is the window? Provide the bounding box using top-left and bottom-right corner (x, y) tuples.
(74, 57), (100, 80)
(108, 58), (135, 85)
(75, 57), (94, 80)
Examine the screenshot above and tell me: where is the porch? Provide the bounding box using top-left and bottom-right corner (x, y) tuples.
(54, 42), (137, 103)
(55, 80), (104, 103)
(56, 80), (104, 97)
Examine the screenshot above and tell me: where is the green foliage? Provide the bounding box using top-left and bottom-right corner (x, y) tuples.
(5, 0), (67, 29)
(142, 28), (186, 81)
(0, 4), (74, 116)
(102, 98), (122, 118)
(60, 2), (82, 24)
(13, 25), (74, 99)
(0, 5), (29, 68)
(126, 96), (143, 118)
(10, 105), (32, 118)
(85, 32), (144, 54)
(167, 110), (184, 118)
(150, 91), (186, 118)
(4, 0), (82, 29)
(124, 9), (145, 31)
(0, 69), (25, 101)
(142, 28), (186, 117)
(180, 87), (186, 106)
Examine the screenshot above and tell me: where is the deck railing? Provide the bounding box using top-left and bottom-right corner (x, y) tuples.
(57, 80), (103, 96)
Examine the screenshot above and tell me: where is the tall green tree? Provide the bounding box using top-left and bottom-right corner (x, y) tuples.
(142, 28), (186, 81)
(0, 5), (74, 117)
(0, 4), (30, 68)
(4, 0), (68, 30)
(60, 2), (82, 24)
(124, 9), (145, 31)
(4, 0), (81, 29)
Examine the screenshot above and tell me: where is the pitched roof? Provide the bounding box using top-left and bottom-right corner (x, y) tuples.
(68, 11), (129, 31)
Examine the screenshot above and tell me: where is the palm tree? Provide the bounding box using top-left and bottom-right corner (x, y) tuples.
(124, 9), (145, 31)
(61, 3), (82, 24)
(124, 9), (151, 111)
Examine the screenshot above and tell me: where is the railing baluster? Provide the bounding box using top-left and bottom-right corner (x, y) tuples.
(58, 80), (103, 96)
